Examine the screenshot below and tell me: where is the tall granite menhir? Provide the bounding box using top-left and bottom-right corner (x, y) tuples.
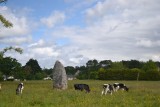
(52, 60), (67, 90)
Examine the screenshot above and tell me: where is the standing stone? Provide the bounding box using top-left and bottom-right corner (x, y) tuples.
(53, 60), (67, 90)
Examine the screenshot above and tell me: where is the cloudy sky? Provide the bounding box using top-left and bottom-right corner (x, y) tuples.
(0, 0), (160, 68)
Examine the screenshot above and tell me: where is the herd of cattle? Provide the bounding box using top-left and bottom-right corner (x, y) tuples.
(74, 82), (129, 95)
(0, 82), (129, 95)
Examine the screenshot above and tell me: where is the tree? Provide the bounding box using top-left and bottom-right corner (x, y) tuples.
(122, 60), (143, 69)
(0, 0), (13, 28)
(142, 60), (158, 72)
(23, 66), (33, 80)
(0, 57), (22, 77)
(25, 58), (42, 75)
(35, 72), (45, 80)
(0, 47), (23, 80)
(42, 68), (53, 75)
(23, 58), (42, 80)
(86, 59), (98, 67)
(110, 61), (125, 70)
(99, 60), (112, 69)
(86, 59), (99, 79)
(0, 46), (23, 59)
(76, 66), (87, 79)
(0, 14), (13, 28)
(65, 66), (76, 75)
(98, 68), (106, 80)
(0, 0), (23, 59)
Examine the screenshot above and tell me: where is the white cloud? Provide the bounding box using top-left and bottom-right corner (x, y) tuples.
(152, 55), (160, 61)
(136, 39), (152, 48)
(27, 39), (59, 57)
(41, 11), (65, 28)
(2, 0), (160, 68)
(30, 47), (59, 57)
(49, 0), (160, 64)
(0, 6), (33, 44)
(0, 36), (32, 45)
(28, 39), (45, 48)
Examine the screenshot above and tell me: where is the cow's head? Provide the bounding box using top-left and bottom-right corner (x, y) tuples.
(124, 86), (129, 91)
(87, 88), (91, 93)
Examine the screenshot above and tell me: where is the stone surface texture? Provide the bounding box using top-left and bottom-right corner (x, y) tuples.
(53, 60), (67, 90)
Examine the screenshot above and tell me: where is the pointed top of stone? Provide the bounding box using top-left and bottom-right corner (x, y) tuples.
(55, 60), (61, 63)
(54, 60), (63, 67)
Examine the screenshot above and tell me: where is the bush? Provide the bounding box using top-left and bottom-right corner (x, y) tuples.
(139, 70), (160, 80)
(98, 68), (160, 81)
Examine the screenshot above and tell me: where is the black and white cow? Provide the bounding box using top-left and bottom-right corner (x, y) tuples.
(101, 84), (114, 95)
(113, 83), (129, 92)
(16, 83), (24, 95)
(74, 84), (90, 93)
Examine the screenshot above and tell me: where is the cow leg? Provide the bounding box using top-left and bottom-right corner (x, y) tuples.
(104, 89), (108, 95)
(101, 89), (105, 95)
(16, 88), (20, 95)
(110, 90), (112, 95)
(115, 87), (119, 92)
(20, 89), (22, 94)
(85, 89), (88, 93)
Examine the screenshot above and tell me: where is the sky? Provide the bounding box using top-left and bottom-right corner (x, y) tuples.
(0, 0), (160, 68)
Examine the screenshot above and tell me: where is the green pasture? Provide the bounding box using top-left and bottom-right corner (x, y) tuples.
(0, 80), (160, 107)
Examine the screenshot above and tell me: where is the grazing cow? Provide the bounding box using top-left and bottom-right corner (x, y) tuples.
(113, 83), (129, 92)
(101, 84), (114, 95)
(74, 84), (90, 93)
(16, 83), (24, 95)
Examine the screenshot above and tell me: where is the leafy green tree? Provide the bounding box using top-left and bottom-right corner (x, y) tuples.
(25, 58), (42, 75)
(122, 60), (143, 69)
(23, 65), (32, 78)
(86, 59), (99, 79)
(65, 66), (76, 75)
(35, 72), (45, 80)
(90, 71), (98, 79)
(155, 61), (160, 72)
(42, 68), (53, 75)
(110, 61), (125, 70)
(98, 68), (106, 80)
(99, 60), (112, 69)
(14, 69), (26, 80)
(76, 66), (87, 79)
(0, 57), (22, 77)
(0, 71), (3, 81)
(23, 58), (42, 80)
(86, 59), (98, 67)
(142, 60), (158, 72)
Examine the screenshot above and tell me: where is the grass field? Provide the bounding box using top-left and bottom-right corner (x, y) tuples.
(0, 80), (160, 107)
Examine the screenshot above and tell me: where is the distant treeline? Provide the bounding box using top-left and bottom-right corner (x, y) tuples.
(66, 59), (160, 81)
(0, 57), (160, 81)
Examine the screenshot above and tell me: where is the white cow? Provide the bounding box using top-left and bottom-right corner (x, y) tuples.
(101, 84), (114, 95)
(16, 83), (24, 95)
